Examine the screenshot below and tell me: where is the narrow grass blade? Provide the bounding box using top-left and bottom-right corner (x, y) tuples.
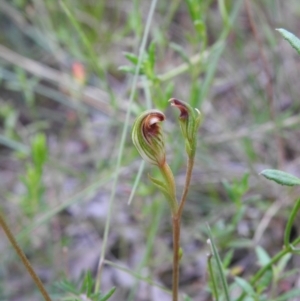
(206, 225), (230, 301)
(195, 41), (225, 107)
(207, 253), (219, 301)
(195, 0), (243, 108)
(100, 287), (116, 301)
(127, 161), (145, 205)
(59, 0), (105, 79)
(94, 0), (159, 293)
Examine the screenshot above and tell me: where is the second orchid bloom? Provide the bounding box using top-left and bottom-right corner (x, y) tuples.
(131, 98), (201, 212)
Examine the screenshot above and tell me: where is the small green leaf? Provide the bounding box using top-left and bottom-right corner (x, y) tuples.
(80, 270), (93, 295)
(255, 246), (271, 266)
(100, 287), (116, 301)
(276, 28), (300, 55)
(148, 174), (167, 190)
(148, 174), (172, 201)
(235, 277), (256, 297)
(54, 279), (79, 294)
(260, 169), (300, 186)
(276, 253), (292, 274)
(119, 65), (143, 75)
(124, 52), (139, 65)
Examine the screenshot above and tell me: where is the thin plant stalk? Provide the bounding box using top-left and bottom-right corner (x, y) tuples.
(237, 236), (300, 301)
(284, 198), (300, 248)
(172, 214), (181, 301)
(172, 155), (195, 301)
(207, 227), (230, 301)
(0, 212), (52, 301)
(132, 100), (200, 301)
(94, 0), (158, 293)
(207, 254), (219, 301)
(178, 157), (194, 217)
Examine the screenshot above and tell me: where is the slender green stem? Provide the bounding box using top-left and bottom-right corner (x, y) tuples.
(171, 154), (195, 301)
(284, 198), (300, 248)
(207, 254), (219, 301)
(237, 236), (300, 301)
(178, 156), (195, 217)
(172, 214), (180, 301)
(0, 212), (52, 301)
(253, 238), (300, 281)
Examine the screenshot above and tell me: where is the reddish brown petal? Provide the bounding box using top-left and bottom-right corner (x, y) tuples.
(169, 98), (188, 118)
(142, 112), (165, 143)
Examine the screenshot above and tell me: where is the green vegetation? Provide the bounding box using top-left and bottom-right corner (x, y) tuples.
(1, 1), (300, 300)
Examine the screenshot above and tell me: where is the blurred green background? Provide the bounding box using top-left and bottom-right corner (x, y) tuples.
(1, 0), (300, 300)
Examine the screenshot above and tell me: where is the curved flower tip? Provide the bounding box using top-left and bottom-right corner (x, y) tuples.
(169, 98), (200, 120)
(132, 110), (166, 167)
(169, 98), (189, 118)
(169, 98), (202, 157)
(169, 98), (201, 145)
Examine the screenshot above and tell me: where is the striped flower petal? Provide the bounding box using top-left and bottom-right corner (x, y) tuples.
(132, 110), (166, 167)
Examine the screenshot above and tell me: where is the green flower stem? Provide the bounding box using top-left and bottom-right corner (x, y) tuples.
(177, 155), (195, 217)
(172, 214), (181, 301)
(159, 162), (178, 214)
(157, 162), (181, 301)
(237, 236), (300, 301)
(0, 212), (52, 301)
(171, 154), (195, 301)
